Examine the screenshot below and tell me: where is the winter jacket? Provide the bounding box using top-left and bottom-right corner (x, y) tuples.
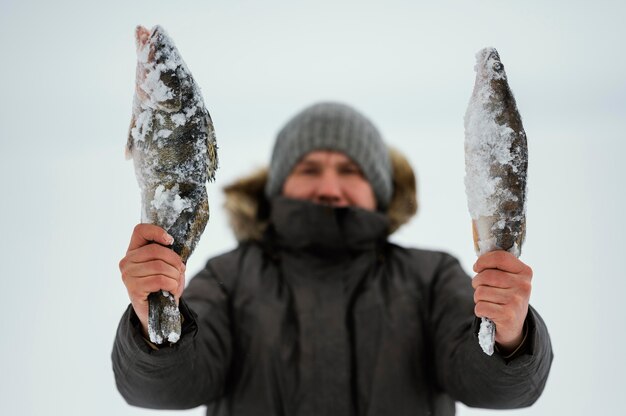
(112, 150), (553, 415)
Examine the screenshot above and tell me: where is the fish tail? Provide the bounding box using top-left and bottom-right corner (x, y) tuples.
(204, 111), (219, 182)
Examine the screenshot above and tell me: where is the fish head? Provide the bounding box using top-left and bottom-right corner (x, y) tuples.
(133, 25), (183, 112)
(135, 26), (151, 52)
(135, 25), (169, 63)
(474, 47), (507, 82)
(472, 47), (515, 110)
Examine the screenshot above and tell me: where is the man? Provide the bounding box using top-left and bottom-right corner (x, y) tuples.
(113, 102), (553, 415)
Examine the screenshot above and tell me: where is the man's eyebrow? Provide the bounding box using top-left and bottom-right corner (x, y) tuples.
(298, 158), (322, 165)
(338, 160), (362, 169)
(293, 160), (322, 171)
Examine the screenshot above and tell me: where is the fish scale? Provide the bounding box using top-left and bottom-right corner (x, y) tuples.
(464, 47), (528, 355)
(126, 25), (218, 344)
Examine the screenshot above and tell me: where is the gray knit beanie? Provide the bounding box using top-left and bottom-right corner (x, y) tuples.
(265, 102), (393, 209)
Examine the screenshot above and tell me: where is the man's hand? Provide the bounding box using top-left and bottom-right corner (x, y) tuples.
(118, 224), (186, 337)
(472, 251), (532, 353)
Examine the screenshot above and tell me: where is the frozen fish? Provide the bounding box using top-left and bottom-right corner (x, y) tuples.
(464, 47), (528, 355)
(126, 25), (218, 344)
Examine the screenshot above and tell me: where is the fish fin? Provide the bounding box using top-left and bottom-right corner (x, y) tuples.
(204, 110), (219, 181)
(125, 115), (135, 160)
(471, 220), (480, 254)
(515, 217), (526, 256)
(184, 189), (209, 262)
(169, 187), (209, 263)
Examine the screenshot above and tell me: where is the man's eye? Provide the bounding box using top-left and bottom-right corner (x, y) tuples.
(339, 166), (362, 176)
(297, 166), (320, 175)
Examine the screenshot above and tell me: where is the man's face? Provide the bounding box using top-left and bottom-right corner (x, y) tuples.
(281, 150), (377, 211)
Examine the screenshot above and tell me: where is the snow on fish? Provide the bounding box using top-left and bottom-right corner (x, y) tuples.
(464, 47), (528, 355)
(126, 25), (218, 344)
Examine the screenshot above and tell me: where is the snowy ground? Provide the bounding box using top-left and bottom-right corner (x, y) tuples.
(1, 0), (625, 414)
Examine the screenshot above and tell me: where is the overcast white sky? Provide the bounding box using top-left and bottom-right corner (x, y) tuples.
(1, 0), (625, 415)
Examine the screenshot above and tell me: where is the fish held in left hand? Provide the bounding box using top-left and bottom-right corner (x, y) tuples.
(126, 25), (218, 344)
(464, 47), (528, 355)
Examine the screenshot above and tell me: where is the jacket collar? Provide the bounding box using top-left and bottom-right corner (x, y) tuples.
(268, 197), (389, 254)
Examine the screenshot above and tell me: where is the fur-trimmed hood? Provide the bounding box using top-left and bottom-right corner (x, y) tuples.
(223, 148), (418, 242)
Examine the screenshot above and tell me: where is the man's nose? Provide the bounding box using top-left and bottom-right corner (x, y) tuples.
(315, 170), (343, 205)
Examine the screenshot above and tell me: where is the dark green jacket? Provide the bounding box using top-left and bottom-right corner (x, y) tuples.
(112, 197), (553, 415)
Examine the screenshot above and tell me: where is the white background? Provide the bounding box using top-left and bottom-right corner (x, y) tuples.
(1, 0), (624, 414)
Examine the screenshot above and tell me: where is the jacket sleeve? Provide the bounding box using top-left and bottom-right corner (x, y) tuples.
(430, 253), (554, 409)
(111, 263), (232, 409)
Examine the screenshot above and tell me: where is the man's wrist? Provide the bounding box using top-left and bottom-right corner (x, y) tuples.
(495, 321), (529, 360)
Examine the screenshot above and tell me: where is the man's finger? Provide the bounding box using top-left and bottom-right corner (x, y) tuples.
(127, 223), (174, 252)
(174, 272), (186, 304)
(473, 250), (527, 274)
(125, 243), (185, 273)
(127, 275), (180, 299)
(474, 285), (509, 305)
(472, 269), (515, 290)
(123, 259), (183, 281)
